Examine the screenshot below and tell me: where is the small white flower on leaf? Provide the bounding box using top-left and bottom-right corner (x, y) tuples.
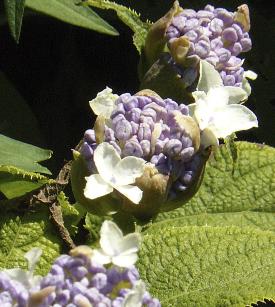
(189, 60), (258, 148)
(91, 220), (141, 268)
(4, 247), (42, 289)
(89, 87), (118, 119)
(84, 142), (146, 204)
(123, 280), (146, 307)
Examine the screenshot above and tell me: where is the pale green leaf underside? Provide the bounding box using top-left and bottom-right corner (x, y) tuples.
(0, 172), (45, 199)
(0, 209), (61, 275)
(4, 0), (25, 42)
(157, 142), (275, 220)
(84, 0), (151, 53)
(25, 0), (118, 36)
(138, 226), (275, 306)
(0, 134), (52, 175)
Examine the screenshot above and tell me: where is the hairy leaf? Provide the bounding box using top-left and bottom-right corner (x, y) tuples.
(0, 172), (45, 199)
(0, 208), (61, 275)
(4, 0), (25, 42)
(25, 0), (118, 36)
(0, 134), (52, 175)
(138, 225), (275, 306)
(157, 142), (275, 220)
(84, 0), (151, 53)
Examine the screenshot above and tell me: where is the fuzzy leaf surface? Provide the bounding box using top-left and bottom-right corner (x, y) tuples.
(0, 208), (61, 275)
(4, 0), (25, 42)
(138, 226), (275, 306)
(25, 0), (118, 35)
(157, 142), (275, 220)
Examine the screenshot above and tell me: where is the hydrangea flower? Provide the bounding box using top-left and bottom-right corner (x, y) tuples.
(76, 88), (205, 217)
(165, 3), (253, 88)
(189, 60), (258, 147)
(91, 220), (141, 268)
(84, 142), (146, 204)
(0, 221), (160, 307)
(0, 248), (42, 307)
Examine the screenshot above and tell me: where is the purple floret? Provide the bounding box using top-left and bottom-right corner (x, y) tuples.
(166, 4), (252, 87)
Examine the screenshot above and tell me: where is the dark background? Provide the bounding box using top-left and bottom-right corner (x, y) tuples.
(0, 0), (274, 174)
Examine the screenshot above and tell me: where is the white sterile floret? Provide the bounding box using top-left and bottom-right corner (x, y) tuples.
(189, 60), (258, 148)
(4, 247), (42, 290)
(123, 280), (146, 307)
(89, 87), (119, 119)
(242, 70), (258, 97)
(84, 142), (146, 204)
(91, 220), (141, 268)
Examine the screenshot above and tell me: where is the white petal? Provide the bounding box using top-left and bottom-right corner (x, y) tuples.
(24, 248), (42, 273)
(242, 77), (252, 96)
(84, 174), (113, 199)
(115, 184), (143, 204)
(116, 233), (141, 256)
(200, 128), (219, 148)
(123, 281), (145, 307)
(89, 87), (118, 118)
(224, 86), (248, 104)
(91, 249), (111, 265)
(244, 70), (257, 80)
(192, 91), (207, 102)
(112, 253), (139, 268)
(206, 87), (229, 108)
(113, 157), (145, 186)
(193, 100), (211, 131)
(209, 104), (258, 139)
(100, 221), (123, 256)
(93, 142), (120, 183)
(197, 60), (223, 92)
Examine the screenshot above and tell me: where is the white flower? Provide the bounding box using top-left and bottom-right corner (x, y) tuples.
(89, 87), (118, 119)
(4, 247), (42, 290)
(123, 280), (146, 307)
(84, 142), (146, 204)
(91, 220), (141, 268)
(242, 69), (258, 97)
(189, 60), (258, 148)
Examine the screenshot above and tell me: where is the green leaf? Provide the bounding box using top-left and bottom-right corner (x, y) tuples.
(156, 142), (275, 221)
(138, 225), (275, 306)
(4, 0), (25, 42)
(25, 0), (118, 36)
(84, 0), (151, 53)
(0, 208), (61, 275)
(0, 172), (45, 199)
(58, 192), (85, 236)
(0, 134), (52, 175)
(84, 212), (105, 244)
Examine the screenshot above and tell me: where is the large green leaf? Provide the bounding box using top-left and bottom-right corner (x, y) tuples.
(84, 0), (151, 53)
(25, 0), (118, 36)
(0, 208), (61, 275)
(4, 0), (25, 42)
(156, 142), (275, 221)
(138, 225), (275, 306)
(0, 134), (52, 175)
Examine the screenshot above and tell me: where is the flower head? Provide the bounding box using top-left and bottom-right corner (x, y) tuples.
(165, 4), (253, 88)
(73, 88), (207, 217)
(189, 60), (258, 147)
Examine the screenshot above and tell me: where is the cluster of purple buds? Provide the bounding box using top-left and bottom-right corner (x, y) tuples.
(80, 91), (201, 200)
(35, 251), (160, 307)
(0, 272), (29, 307)
(166, 4), (252, 87)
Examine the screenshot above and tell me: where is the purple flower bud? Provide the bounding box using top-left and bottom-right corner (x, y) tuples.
(80, 142), (93, 160)
(91, 273), (107, 290)
(123, 138), (143, 158)
(114, 119), (132, 141)
(84, 129), (96, 144)
(222, 27), (238, 42)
